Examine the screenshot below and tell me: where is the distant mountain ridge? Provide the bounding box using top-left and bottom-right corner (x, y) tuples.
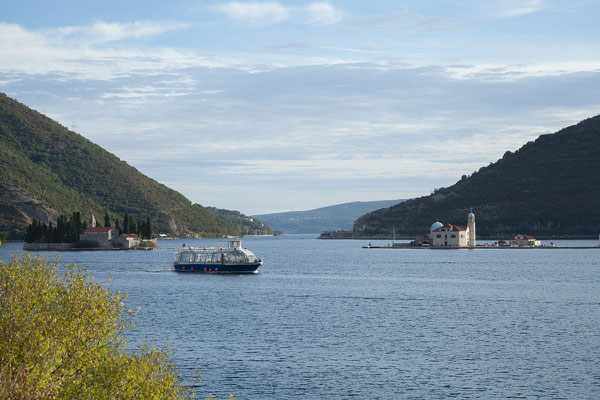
(0, 92), (235, 238)
(353, 115), (600, 238)
(253, 199), (405, 233)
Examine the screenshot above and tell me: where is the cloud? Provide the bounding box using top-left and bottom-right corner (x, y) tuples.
(51, 20), (190, 44)
(348, 12), (458, 32)
(487, 0), (545, 17)
(349, 12), (419, 27)
(213, 2), (290, 24)
(2, 14), (600, 213)
(0, 22), (239, 78)
(306, 2), (342, 26)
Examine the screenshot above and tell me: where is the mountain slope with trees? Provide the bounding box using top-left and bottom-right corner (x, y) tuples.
(354, 115), (600, 238)
(0, 92), (235, 238)
(206, 207), (272, 236)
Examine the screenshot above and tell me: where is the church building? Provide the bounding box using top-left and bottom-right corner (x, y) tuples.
(431, 212), (476, 248)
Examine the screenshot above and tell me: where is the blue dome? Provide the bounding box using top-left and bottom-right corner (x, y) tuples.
(430, 221), (443, 231)
(468, 212), (475, 218)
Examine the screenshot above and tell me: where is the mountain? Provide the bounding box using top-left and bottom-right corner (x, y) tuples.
(0, 92), (235, 238)
(253, 200), (405, 233)
(206, 207), (272, 236)
(354, 115), (600, 238)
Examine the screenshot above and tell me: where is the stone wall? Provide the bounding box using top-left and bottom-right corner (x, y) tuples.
(23, 243), (74, 251)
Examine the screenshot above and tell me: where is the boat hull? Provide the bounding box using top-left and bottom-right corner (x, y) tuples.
(174, 262), (260, 273)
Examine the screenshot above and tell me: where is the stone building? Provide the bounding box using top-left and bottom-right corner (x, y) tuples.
(115, 233), (141, 249)
(431, 212), (476, 248)
(80, 227), (119, 248)
(510, 234), (541, 247)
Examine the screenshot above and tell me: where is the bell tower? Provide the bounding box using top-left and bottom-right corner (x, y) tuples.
(468, 210), (476, 247)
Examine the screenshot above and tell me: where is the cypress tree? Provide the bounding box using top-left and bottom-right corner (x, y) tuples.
(55, 215), (66, 243)
(123, 213), (129, 234)
(115, 219), (122, 235)
(142, 217), (153, 240)
(46, 222), (54, 243)
(128, 215), (136, 235)
(104, 213), (111, 227)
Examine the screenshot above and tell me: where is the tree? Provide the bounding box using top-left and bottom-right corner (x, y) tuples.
(142, 217), (153, 240)
(115, 218), (122, 235)
(0, 254), (196, 399)
(45, 222), (54, 243)
(54, 215), (66, 243)
(66, 212), (85, 243)
(123, 212), (130, 234)
(128, 215), (137, 235)
(104, 213), (111, 227)
(25, 219), (47, 243)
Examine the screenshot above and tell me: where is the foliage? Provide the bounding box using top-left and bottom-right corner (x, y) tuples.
(0, 232), (6, 246)
(140, 217), (153, 240)
(354, 115), (600, 238)
(25, 213), (87, 243)
(0, 254), (195, 399)
(0, 92), (234, 238)
(26, 211), (156, 243)
(206, 207), (272, 236)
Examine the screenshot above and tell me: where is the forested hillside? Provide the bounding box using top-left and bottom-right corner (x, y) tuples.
(0, 92), (235, 238)
(206, 207), (272, 236)
(354, 115), (600, 238)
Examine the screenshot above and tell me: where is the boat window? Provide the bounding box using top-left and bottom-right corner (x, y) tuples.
(181, 252), (193, 263)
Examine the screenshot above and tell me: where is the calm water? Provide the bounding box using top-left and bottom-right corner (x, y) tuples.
(2, 236), (600, 399)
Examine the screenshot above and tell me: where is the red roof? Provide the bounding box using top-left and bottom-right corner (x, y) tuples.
(84, 227), (113, 232)
(433, 224), (468, 232)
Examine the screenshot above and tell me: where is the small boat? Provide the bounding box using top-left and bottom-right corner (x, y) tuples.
(174, 240), (263, 273)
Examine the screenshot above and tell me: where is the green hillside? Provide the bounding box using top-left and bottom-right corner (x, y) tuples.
(0, 92), (235, 238)
(354, 115), (600, 238)
(206, 207), (272, 236)
(253, 199), (405, 233)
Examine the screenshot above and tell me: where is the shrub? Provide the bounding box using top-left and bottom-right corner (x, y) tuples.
(0, 254), (195, 399)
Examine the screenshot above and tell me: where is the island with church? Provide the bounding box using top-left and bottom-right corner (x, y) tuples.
(23, 212), (158, 251)
(322, 211), (599, 249)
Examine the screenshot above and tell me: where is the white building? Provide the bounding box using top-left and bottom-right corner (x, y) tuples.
(431, 212), (476, 248)
(114, 233), (141, 249)
(510, 234), (541, 247)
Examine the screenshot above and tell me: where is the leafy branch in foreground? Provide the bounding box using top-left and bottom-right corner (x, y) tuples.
(0, 254), (196, 399)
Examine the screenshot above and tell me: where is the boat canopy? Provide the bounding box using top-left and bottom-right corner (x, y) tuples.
(175, 240), (258, 264)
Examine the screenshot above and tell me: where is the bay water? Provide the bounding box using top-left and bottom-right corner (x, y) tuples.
(2, 235), (599, 399)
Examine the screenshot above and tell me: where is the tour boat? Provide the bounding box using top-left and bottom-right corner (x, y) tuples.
(174, 240), (263, 273)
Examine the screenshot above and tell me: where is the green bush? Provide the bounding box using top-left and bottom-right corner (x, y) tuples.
(0, 254), (195, 399)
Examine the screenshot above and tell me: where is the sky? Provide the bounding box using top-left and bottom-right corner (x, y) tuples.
(1, 1), (599, 215)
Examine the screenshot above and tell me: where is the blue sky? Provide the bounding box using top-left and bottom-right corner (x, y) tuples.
(1, 1), (600, 214)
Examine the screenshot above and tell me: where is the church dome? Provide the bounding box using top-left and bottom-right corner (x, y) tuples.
(468, 212), (475, 218)
(430, 221), (443, 231)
